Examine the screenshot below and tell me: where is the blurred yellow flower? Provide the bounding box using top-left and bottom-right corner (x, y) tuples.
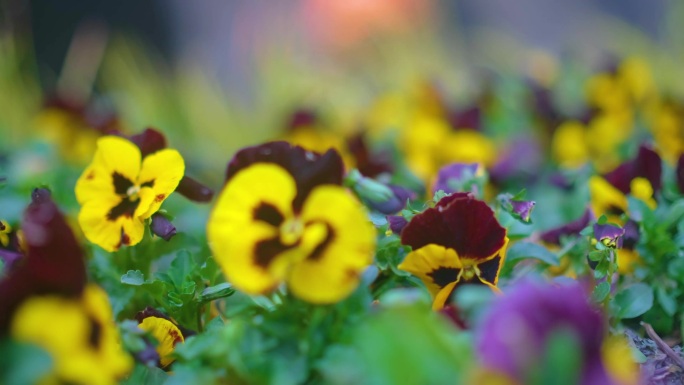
(138, 316), (184, 368)
(11, 285), (132, 385)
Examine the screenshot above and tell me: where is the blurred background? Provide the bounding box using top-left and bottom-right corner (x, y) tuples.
(1, 0), (683, 184)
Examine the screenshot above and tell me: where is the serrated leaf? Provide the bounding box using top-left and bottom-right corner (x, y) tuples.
(121, 270), (145, 286)
(505, 242), (559, 266)
(614, 283), (654, 319)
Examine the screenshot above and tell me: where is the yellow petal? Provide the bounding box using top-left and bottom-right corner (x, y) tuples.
(138, 316), (184, 368)
(137, 149), (185, 219)
(630, 177), (657, 209)
(287, 185), (375, 304)
(552, 121), (589, 169)
(399, 244), (463, 298)
(78, 198), (127, 252)
(589, 176), (627, 222)
(208, 164), (297, 295)
(432, 281), (459, 310)
(11, 286), (132, 385)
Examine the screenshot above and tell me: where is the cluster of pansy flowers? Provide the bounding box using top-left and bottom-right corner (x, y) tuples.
(7, 55), (684, 384)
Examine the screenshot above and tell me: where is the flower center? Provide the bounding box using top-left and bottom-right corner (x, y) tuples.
(126, 185), (141, 201)
(461, 266), (477, 281)
(279, 217), (304, 246)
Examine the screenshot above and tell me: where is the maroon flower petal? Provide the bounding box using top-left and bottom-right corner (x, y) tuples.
(225, 141), (344, 212)
(128, 127), (168, 158)
(604, 145), (662, 194)
(176, 176), (214, 203)
(677, 154), (684, 195)
(449, 105), (481, 131)
(0, 188), (87, 332)
(540, 209), (594, 245)
(285, 108), (318, 131)
(346, 133), (393, 178)
(402, 194), (506, 261)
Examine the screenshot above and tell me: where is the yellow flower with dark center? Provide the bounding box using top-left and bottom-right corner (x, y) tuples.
(11, 284), (132, 385)
(0, 220), (10, 247)
(138, 316), (184, 368)
(75, 136), (184, 252)
(208, 161), (375, 304)
(399, 193), (509, 310)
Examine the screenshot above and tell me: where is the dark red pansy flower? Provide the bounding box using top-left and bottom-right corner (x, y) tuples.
(677, 154), (684, 195)
(346, 133), (393, 178)
(398, 193), (508, 309)
(0, 188), (87, 332)
(603, 145), (662, 195)
(225, 141), (344, 212)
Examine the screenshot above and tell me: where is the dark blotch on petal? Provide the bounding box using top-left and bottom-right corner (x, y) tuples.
(150, 214), (177, 241)
(306, 222), (334, 261)
(225, 141), (344, 212)
(128, 127), (167, 158)
(107, 198), (140, 221)
(112, 172), (134, 195)
(88, 318), (102, 348)
(176, 176), (214, 203)
(402, 194), (506, 261)
(254, 237), (297, 269)
(428, 267), (461, 288)
(477, 255), (502, 286)
(253, 203), (285, 227)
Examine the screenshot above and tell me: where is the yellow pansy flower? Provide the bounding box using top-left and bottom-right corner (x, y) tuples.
(208, 143), (375, 304)
(11, 284), (132, 385)
(137, 313), (185, 368)
(75, 136), (185, 252)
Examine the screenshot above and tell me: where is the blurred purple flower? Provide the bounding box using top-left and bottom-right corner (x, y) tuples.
(433, 163), (480, 195)
(490, 137), (543, 185)
(476, 279), (616, 385)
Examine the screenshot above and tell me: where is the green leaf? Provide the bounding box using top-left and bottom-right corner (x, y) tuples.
(597, 215), (607, 225)
(663, 200), (684, 229)
(0, 341), (53, 385)
(505, 242), (559, 266)
(121, 364), (168, 385)
(591, 281), (611, 303)
(121, 270), (145, 286)
(198, 282), (236, 303)
(614, 283), (654, 319)
(656, 286), (677, 316)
